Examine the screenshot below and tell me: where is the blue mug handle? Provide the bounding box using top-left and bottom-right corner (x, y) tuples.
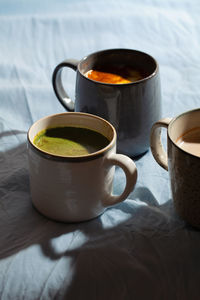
(52, 59), (79, 111)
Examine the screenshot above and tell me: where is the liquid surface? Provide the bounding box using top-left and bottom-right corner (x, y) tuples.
(33, 126), (110, 157)
(84, 68), (144, 84)
(176, 127), (200, 157)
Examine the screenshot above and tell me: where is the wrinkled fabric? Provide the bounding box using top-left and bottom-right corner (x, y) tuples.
(0, 0), (200, 299)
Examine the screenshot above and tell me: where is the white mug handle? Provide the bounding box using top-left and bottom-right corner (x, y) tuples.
(150, 117), (172, 171)
(102, 153), (137, 207)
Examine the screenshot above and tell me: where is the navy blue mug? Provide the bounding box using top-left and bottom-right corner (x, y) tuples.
(52, 48), (161, 157)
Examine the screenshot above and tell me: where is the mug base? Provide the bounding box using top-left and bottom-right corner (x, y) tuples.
(32, 203), (105, 223)
(117, 147), (149, 159)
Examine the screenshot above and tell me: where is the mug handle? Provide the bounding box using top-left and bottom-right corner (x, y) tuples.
(102, 153), (137, 207)
(150, 117), (172, 171)
(52, 59), (79, 111)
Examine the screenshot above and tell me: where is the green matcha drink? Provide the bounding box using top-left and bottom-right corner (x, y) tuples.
(33, 126), (110, 156)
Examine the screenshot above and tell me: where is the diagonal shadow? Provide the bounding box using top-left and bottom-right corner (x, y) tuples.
(2, 138), (200, 300)
(0, 140), (189, 261)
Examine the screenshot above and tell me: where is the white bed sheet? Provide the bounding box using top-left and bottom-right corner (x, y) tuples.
(0, 0), (200, 299)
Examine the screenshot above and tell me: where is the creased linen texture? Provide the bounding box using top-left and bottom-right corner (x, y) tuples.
(0, 0), (200, 299)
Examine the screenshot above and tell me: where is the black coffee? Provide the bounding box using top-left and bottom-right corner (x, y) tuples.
(33, 126), (110, 156)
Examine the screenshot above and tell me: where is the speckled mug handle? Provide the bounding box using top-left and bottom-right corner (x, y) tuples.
(150, 118), (172, 171)
(52, 59), (79, 111)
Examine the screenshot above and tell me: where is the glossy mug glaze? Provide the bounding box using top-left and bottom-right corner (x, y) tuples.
(27, 112), (138, 222)
(150, 108), (200, 228)
(52, 48), (162, 157)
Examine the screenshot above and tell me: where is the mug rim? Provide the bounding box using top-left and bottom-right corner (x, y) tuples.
(168, 107), (200, 159)
(78, 48), (159, 86)
(27, 112), (116, 162)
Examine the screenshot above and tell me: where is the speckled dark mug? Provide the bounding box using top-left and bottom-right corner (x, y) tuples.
(52, 48), (161, 157)
(150, 108), (200, 228)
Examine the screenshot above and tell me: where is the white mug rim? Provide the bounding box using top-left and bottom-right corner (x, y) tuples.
(27, 112), (116, 162)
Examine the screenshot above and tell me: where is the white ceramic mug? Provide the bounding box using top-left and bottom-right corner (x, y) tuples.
(150, 108), (200, 228)
(27, 112), (137, 222)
